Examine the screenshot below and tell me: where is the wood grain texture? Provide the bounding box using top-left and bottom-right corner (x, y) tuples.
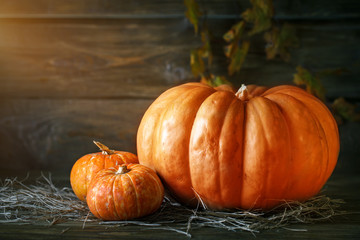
(0, 221), (359, 240)
(0, 18), (193, 99)
(0, 98), (152, 172)
(0, 0), (359, 172)
(0, 0), (359, 19)
(0, 19), (359, 99)
(0, 18), (197, 98)
(0, 99), (359, 173)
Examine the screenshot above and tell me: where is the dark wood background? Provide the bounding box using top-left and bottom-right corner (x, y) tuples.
(0, 0), (359, 175)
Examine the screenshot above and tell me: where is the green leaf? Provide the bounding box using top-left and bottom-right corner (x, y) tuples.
(200, 29), (213, 66)
(201, 74), (231, 87)
(224, 40), (239, 59)
(242, 0), (274, 36)
(228, 41), (250, 76)
(264, 24), (299, 61)
(224, 44), (232, 58)
(278, 24), (299, 60)
(223, 21), (245, 43)
(332, 97), (360, 123)
(190, 49), (205, 77)
(184, 0), (202, 34)
(223, 21), (248, 75)
(213, 75), (232, 87)
(293, 66), (326, 101)
(223, 21), (245, 60)
(264, 27), (279, 60)
(189, 27), (212, 78)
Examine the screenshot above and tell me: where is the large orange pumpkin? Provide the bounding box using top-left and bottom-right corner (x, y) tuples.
(70, 141), (138, 201)
(87, 164), (164, 220)
(136, 82), (339, 210)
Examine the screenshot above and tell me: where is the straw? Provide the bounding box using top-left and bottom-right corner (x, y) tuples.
(0, 173), (346, 237)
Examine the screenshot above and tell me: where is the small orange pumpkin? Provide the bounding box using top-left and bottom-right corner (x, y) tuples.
(137, 82), (340, 210)
(87, 164), (164, 220)
(70, 141), (138, 201)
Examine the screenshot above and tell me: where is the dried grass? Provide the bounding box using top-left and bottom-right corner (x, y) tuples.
(0, 173), (346, 237)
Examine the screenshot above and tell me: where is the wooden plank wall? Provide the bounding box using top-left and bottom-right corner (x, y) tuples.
(0, 0), (359, 173)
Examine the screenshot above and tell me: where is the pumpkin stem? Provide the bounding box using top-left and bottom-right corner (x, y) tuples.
(235, 84), (249, 101)
(115, 165), (130, 175)
(93, 141), (115, 155)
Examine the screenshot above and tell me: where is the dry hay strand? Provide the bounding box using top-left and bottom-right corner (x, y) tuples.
(0, 172), (89, 225)
(0, 173), (347, 237)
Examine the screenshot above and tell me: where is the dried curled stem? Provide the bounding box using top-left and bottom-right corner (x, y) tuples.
(235, 84), (250, 101)
(93, 141), (115, 155)
(115, 165), (130, 175)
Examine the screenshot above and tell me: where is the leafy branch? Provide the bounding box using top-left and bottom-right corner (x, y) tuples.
(332, 98), (360, 124)
(184, 0), (202, 35)
(185, 0), (298, 87)
(184, 0), (359, 124)
(293, 66), (359, 124)
(293, 66), (326, 102)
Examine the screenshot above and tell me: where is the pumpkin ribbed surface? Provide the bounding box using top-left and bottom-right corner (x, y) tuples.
(86, 164), (164, 220)
(136, 82), (339, 210)
(70, 150), (138, 201)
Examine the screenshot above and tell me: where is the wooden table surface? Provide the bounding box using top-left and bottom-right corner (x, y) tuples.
(0, 171), (359, 240)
